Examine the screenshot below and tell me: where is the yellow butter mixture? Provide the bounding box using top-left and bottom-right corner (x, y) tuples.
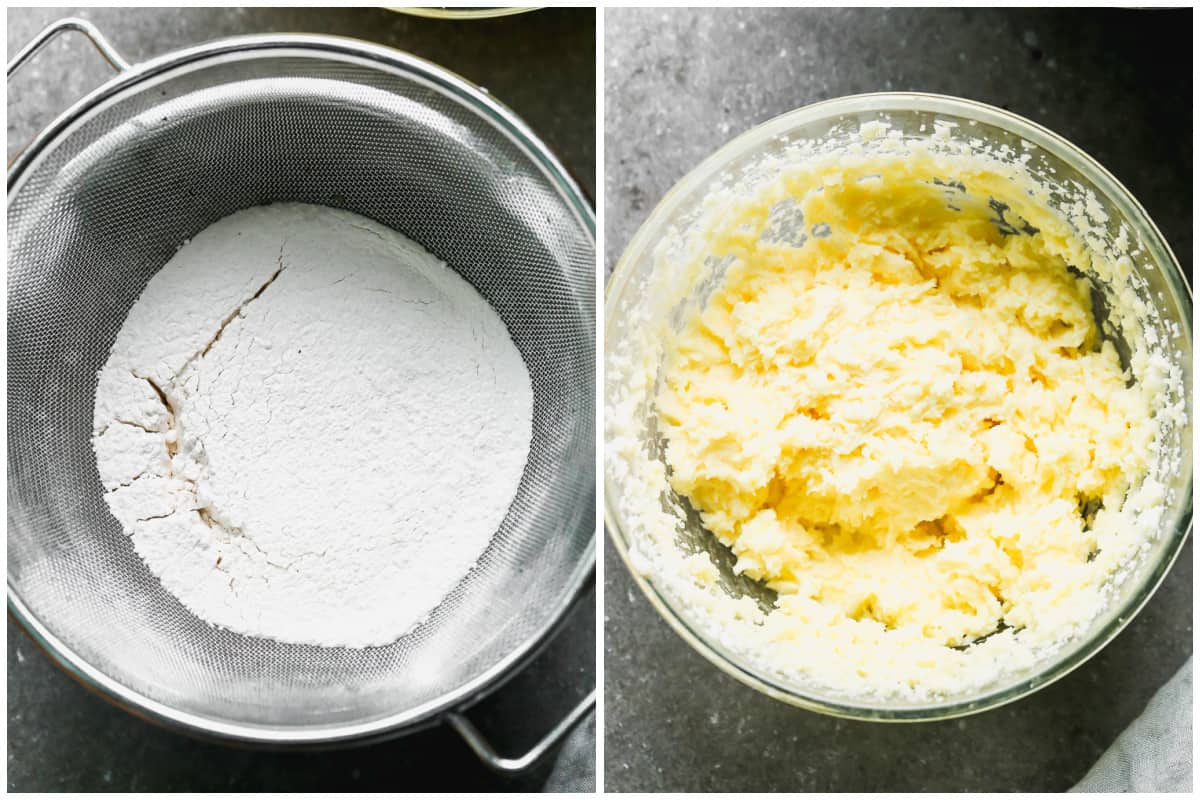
(657, 153), (1157, 662)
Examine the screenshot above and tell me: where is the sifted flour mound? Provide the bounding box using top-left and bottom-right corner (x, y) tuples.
(93, 203), (533, 648)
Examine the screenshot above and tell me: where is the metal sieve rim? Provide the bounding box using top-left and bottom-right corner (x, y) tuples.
(8, 31), (596, 745)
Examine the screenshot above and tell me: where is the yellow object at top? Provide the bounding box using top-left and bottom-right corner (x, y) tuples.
(657, 154), (1155, 653)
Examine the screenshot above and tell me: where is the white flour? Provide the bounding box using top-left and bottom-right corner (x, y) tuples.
(93, 203), (533, 647)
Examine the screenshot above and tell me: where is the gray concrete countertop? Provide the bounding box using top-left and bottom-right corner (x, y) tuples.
(7, 6), (594, 793)
(604, 7), (1191, 793)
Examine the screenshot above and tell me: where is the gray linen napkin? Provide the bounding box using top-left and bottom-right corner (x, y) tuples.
(1072, 658), (1192, 793)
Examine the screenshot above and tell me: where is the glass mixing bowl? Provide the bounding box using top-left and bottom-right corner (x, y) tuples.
(604, 93), (1192, 721)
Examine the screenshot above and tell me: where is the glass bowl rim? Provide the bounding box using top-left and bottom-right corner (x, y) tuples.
(389, 7), (540, 20)
(603, 91), (1193, 722)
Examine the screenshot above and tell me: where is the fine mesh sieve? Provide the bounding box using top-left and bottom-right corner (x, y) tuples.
(8, 21), (595, 755)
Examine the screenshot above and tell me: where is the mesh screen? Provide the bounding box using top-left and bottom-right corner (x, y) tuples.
(8, 49), (595, 735)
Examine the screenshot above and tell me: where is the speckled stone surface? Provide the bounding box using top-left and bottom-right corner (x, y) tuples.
(7, 6), (595, 793)
(604, 7), (1191, 793)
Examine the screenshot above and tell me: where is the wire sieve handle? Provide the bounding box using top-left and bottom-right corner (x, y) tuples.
(7, 17), (130, 80)
(447, 687), (596, 775)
